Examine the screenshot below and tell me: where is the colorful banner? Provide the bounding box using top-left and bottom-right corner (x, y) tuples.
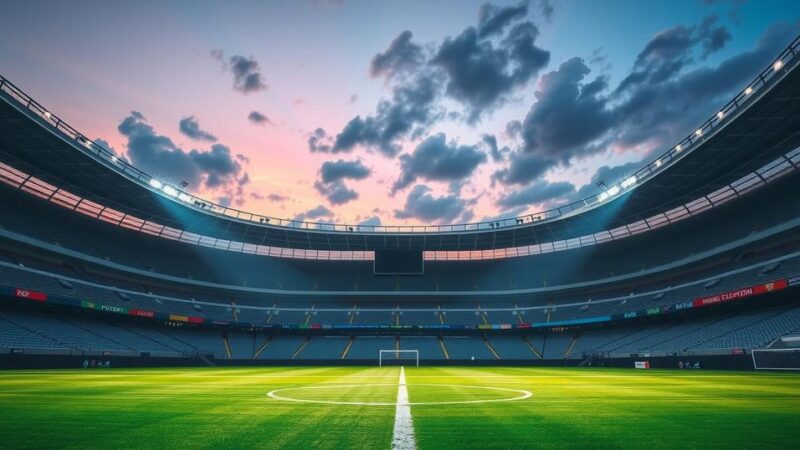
(14, 288), (47, 302)
(692, 279), (788, 308)
(129, 308), (155, 318)
(169, 314), (188, 322)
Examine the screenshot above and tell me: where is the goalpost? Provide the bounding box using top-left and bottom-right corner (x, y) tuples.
(752, 348), (800, 371)
(379, 350), (419, 367)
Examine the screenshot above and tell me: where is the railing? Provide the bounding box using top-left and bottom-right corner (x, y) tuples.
(1, 34), (798, 234)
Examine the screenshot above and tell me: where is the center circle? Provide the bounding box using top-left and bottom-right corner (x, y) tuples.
(266, 383), (532, 406)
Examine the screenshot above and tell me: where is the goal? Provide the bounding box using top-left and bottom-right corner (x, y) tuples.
(379, 349), (419, 367)
(752, 348), (800, 370)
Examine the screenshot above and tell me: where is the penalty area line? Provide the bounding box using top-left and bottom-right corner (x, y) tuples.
(391, 366), (416, 450)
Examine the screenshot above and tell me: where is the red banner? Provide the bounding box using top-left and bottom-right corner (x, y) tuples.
(14, 288), (47, 302)
(692, 279), (788, 308)
(129, 309), (155, 319)
(187, 316), (204, 324)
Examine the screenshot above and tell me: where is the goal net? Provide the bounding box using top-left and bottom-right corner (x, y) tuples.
(752, 348), (800, 370)
(379, 350), (419, 367)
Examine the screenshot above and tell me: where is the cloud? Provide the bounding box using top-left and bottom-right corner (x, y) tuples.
(393, 133), (487, 193)
(247, 110), (272, 125)
(492, 151), (553, 185)
(325, 73), (444, 157)
(267, 193), (288, 202)
(538, 0), (554, 23)
(314, 159), (371, 205)
(519, 57), (614, 164)
(319, 159), (371, 183)
(212, 50), (268, 94)
(370, 30), (425, 80)
(117, 112), (248, 197)
(308, 128), (333, 153)
(179, 116), (217, 142)
(314, 180), (359, 205)
(394, 185), (472, 223)
(294, 204), (334, 222)
(477, 2), (529, 38)
(431, 22), (549, 122)
(496, 179), (575, 208)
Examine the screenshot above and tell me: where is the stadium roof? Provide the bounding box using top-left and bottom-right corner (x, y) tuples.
(0, 35), (799, 252)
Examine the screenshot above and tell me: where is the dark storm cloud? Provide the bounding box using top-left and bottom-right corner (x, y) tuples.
(179, 116), (217, 142)
(477, 1), (529, 38)
(294, 205), (334, 222)
(117, 111), (247, 193)
(496, 180), (575, 208)
(392, 133), (487, 193)
(370, 30), (425, 80)
(248, 111), (272, 125)
(394, 185), (472, 223)
(212, 50), (268, 94)
(431, 22), (549, 122)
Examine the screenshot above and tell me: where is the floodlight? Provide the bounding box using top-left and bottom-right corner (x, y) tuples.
(675, 144), (682, 153)
(717, 111), (724, 120)
(149, 178), (163, 189)
(773, 60), (784, 71)
(162, 185), (178, 197)
(695, 129), (703, 137)
(607, 185), (620, 197)
(621, 175), (637, 188)
(745, 87), (753, 95)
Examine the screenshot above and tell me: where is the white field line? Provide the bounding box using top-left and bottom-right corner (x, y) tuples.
(391, 367), (417, 450)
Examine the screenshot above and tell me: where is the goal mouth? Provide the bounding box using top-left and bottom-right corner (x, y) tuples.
(379, 350), (419, 367)
(752, 348), (800, 371)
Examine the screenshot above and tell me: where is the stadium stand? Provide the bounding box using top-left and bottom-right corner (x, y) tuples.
(0, 35), (799, 369)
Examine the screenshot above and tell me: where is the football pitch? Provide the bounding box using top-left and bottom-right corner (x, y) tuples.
(0, 366), (799, 449)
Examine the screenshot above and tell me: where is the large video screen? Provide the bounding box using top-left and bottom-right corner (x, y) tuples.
(373, 249), (424, 275)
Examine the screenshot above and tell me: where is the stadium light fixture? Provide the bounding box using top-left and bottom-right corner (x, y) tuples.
(675, 144), (683, 153)
(149, 178), (163, 189)
(44, 111), (51, 119)
(717, 111), (724, 120)
(606, 185), (620, 197)
(111, 156), (118, 163)
(162, 185), (179, 197)
(745, 87), (753, 95)
(621, 175), (637, 189)
(773, 60), (784, 71)
(655, 159), (662, 168)
(695, 129), (703, 137)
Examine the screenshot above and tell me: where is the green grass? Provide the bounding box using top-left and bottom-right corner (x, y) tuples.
(0, 366), (798, 449)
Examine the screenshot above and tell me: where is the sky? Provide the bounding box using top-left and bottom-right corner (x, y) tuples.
(1, 0), (798, 226)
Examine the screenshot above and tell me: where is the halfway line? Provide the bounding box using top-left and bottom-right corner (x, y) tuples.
(391, 366), (416, 450)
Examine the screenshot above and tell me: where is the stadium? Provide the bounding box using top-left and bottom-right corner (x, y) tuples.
(1, 2), (800, 449)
